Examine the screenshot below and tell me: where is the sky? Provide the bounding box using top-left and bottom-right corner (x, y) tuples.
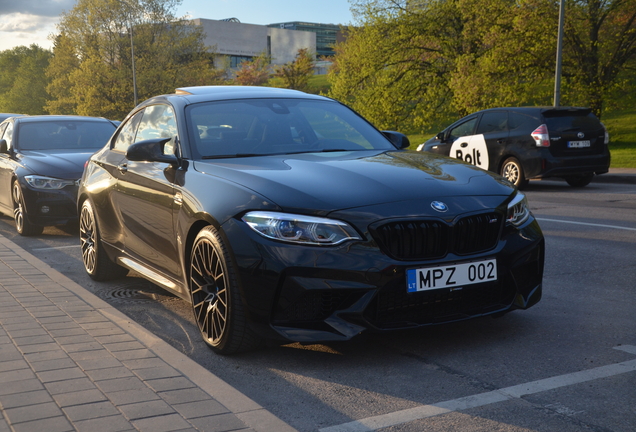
(0, 0), (355, 52)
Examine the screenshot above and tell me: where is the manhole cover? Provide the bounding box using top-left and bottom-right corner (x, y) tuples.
(97, 280), (179, 303)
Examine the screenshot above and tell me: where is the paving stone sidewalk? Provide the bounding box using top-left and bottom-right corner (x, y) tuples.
(0, 235), (296, 432)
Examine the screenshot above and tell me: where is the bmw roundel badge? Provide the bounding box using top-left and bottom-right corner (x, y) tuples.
(431, 201), (448, 212)
(577, 132), (585, 138)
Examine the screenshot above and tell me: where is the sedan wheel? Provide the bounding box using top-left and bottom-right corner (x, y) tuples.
(79, 199), (128, 281)
(501, 157), (528, 189)
(189, 226), (259, 354)
(12, 182), (43, 236)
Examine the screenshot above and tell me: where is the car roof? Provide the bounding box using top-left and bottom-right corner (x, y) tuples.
(477, 106), (593, 115)
(143, 85), (333, 106)
(14, 115), (112, 123)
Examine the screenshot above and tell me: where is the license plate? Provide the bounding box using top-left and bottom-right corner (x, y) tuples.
(407, 259), (497, 292)
(567, 140), (591, 148)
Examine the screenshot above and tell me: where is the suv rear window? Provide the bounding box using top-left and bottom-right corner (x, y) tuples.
(543, 111), (601, 132)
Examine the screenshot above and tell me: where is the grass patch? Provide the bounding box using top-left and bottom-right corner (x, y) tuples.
(603, 109), (636, 168)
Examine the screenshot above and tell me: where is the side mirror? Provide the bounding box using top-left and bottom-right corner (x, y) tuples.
(381, 131), (411, 149)
(126, 138), (179, 166)
(0, 139), (8, 154)
(435, 131), (445, 141)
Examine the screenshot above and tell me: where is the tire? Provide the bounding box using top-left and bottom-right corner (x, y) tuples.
(79, 199), (128, 281)
(13, 181), (43, 236)
(565, 174), (594, 187)
(501, 157), (528, 189)
(189, 226), (259, 355)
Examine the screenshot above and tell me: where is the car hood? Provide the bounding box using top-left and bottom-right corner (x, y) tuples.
(193, 150), (514, 214)
(19, 150), (97, 179)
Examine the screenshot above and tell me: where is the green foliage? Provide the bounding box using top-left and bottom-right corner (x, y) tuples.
(559, 0), (636, 118)
(307, 74), (331, 95)
(0, 45), (52, 114)
(46, 0), (225, 119)
(233, 52), (272, 86)
(328, 3), (453, 131)
(272, 48), (315, 92)
(332, 0), (636, 131)
(603, 108), (636, 167)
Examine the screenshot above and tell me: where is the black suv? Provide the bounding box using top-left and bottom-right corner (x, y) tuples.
(417, 107), (610, 188)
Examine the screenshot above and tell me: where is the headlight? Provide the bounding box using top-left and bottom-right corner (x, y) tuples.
(506, 193), (531, 227)
(24, 175), (76, 190)
(242, 211), (362, 246)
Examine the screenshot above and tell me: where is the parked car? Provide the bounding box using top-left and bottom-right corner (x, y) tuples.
(0, 115), (118, 235)
(78, 86), (544, 354)
(417, 107), (611, 188)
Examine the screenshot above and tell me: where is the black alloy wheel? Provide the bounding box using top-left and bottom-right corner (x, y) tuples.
(501, 157), (528, 189)
(189, 226), (258, 354)
(12, 181), (43, 236)
(79, 199), (128, 281)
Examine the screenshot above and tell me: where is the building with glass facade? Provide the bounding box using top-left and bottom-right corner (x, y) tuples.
(192, 18), (316, 69)
(267, 22), (342, 57)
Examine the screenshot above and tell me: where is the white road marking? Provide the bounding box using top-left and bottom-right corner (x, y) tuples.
(319, 346), (636, 432)
(537, 217), (636, 231)
(32, 245), (80, 251)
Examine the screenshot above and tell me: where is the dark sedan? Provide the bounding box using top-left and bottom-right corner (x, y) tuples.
(0, 115), (118, 235)
(78, 86), (544, 354)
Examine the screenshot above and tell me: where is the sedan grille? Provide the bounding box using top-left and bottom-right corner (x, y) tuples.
(372, 212), (503, 261)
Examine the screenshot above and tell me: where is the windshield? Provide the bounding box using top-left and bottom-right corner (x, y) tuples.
(186, 98), (394, 159)
(17, 120), (116, 151)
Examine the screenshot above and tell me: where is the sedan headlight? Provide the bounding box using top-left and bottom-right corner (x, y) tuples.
(242, 211), (362, 246)
(24, 175), (76, 190)
(506, 193), (531, 227)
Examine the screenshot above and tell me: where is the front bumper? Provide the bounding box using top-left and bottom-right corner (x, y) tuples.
(222, 214), (545, 344)
(20, 182), (79, 227)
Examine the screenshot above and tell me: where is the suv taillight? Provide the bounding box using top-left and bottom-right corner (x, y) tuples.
(531, 124), (550, 147)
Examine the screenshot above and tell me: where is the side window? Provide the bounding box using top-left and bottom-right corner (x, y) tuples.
(448, 117), (477, 141)
(1, 122), (14, 150)
(0, 123), (8, 138)
(476, 111), (508, 134)
(113, 111), (143, 152)
(135, 105), (178, 156)
(509, 112), (538, 132)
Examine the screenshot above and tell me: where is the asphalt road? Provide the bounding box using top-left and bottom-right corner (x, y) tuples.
(1, 178), (634, 432)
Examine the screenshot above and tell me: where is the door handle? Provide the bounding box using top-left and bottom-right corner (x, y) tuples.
(117, 163), (128, 174)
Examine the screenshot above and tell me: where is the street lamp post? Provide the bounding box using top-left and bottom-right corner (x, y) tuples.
(554, 0), (565, 107)
(119, 0), (138, 107)
(128, 24), (138, 106)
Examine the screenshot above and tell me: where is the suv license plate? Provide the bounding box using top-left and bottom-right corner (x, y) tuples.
(407, 259), (497, 293)
(567, 140), (591, 148)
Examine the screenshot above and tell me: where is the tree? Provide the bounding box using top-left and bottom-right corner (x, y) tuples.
(46, 34), (83, 115)
(331, 0), (635, 132)
(329, 0), (466, 131)
(47, 0), (224, 119)
(272, 48), (315, 91)
(234, 53), (271, 86)
(561, 0), (636, 117)
(0, 45), (52, 114)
